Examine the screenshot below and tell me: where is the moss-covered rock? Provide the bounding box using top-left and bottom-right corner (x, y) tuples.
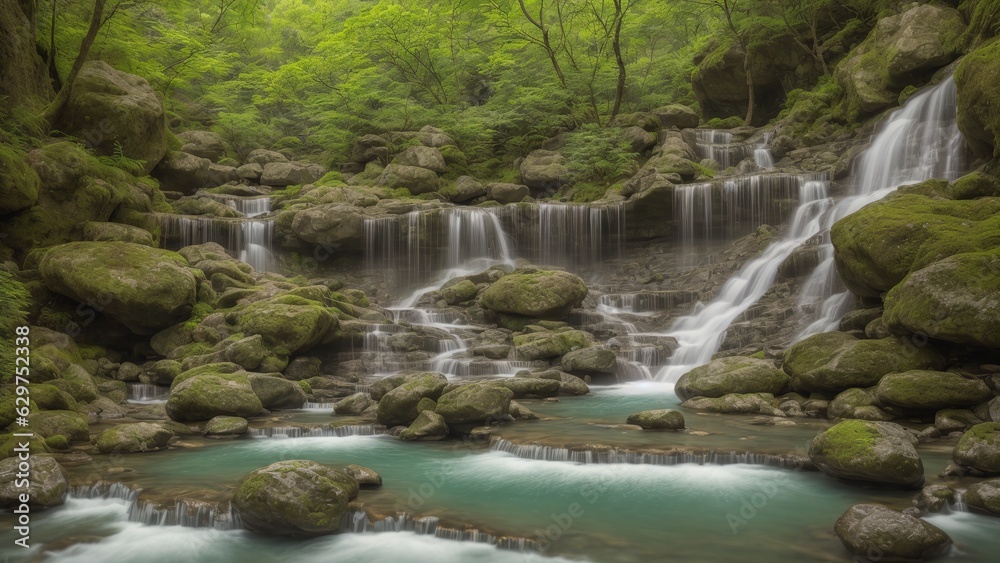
(247, 373), (307, 409)
(834, 504), (952, 560)
(238, 297), (338, 354)
(82, 222), (155, 246)
(626, 409), (685, 430)
(783, 332), (944, 393)
(29, 383), (79, 412)
(652, 104), (700, 129)
(333, 392), (375, 415)
(875, 370), (994, 411)
(435, 384), (514, 425)
(965, 479), (1000, 516)
(675, 356), (789, 400)
(39, 241), (198, 334)
(376, 372), (449, 426)
(54, 61), (167, 174)
(560, 346), (617, 375)
(28, 410), (89, 442)
(808, 420), (924, 488)
(519, 150), (569, 190)
(953, 422), (1000, 474)
(166, 374), (263, 422)
(834, 4), (965, 117)
(96, 422), (173, 453)
(439, 279), (478, 305)
(883, 249), (1000, 349)
(203, 416), (248, 437)
(935, 409), (983, 432)
(0, 144), (40, 215)
(956, 39), (1000, 158)
(232, 460), (359, 537)
(831, 193), (1000, 297)
(343, 464), (382, 487)
(49, 364), (99, 403)
(376, 164), (439, 194)
(481, 270), (587, 320)
(829, 388), (895, 421)
(481, 378), (560, 399)
(513, 330), (593, 361)
(399, 409), (449, 441)
(0, 456), (68, 509)
(681, 392), (783, 416)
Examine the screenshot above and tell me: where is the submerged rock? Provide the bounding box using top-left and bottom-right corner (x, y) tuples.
(232, 460), (359, 537)
(344, 464), (382, 487)
(809, 420), (924, 488)
(626, 409), (685, 430)
(96, 422), (173, 453)
(834, 504), (951, 561)
(953, 422), (1000, 474)
(675, 356), (788, 400)
(0, 456), (69, 509)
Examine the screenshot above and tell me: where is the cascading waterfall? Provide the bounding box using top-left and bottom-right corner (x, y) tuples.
(654, 76), (965, 381)
(126, 383), (170, 404)
(158, 195), (276, 272)
(696, 130), (753, 169)
(204, 194), (272, 218)
(796, 75), (966, 339)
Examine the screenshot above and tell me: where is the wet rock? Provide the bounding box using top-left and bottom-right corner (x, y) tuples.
(783, 332), (944, 394)
(247, 374), (307, 409)
(955, 35), (1000, 158)
(166, 374), (263, 422)
(521, 370), (589, 395)
(675, 356), (788, 400)
(964, 479), (1000, 516)
(435, 384), (513, 425)
(439, 279), (478, 305)
(344, 464), (382, 487)
(399, 410), (449, 441)
(0, 456), (69, 509)
(561, 346), (617, 375)
(96, 422), (173, 453)
(953, 422), (1000, 474)
(232, 460), (359, 537)
(681, 393), (783, 416)
(513, 330), (593, 361)
(913, 484), (955, 513)
(508, 400), (539, 420)
(876, 370), (993, 411)
(334, 392), (375, 416)
(935, 409), (982, 432)
(483, 378), (559, 399)
(486, 182), (530, 204)
(834, 504), (951, 561)
(809, 420), (924, 488)
(626, 409), (685, 430)
(376, 372), (449, 426)
(203, 416), (248, 437)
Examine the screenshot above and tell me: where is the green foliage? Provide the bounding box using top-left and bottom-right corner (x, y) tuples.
(315, 171), (345, 186)
(561, 124), (638, 185)
(0, 271), (31, 382)
(97, 141), (147, 176)
(704, 116), (744, 129)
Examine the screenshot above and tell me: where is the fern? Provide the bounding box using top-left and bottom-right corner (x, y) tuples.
(97, 141), (147, 176)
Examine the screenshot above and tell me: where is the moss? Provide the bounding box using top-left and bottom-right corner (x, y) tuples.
(315, 171), (344, 186)
(818, 420), (879, 463)
(0, 143), (40, 214)
(955, 38), (1000, 158)
(44, 435), (70, 450)
(29, 384), (79, 411)
(704, 116), (743, 129)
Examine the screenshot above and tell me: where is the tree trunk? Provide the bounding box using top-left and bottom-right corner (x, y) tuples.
(41, 0), (105, 126)
(743, 54), (754, 126)
(610, 0), (626, 120)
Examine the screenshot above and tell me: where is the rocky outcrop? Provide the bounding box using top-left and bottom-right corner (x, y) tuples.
(835, 4), (965, 116)
(39, 242), (198, 334)
(55, 61), (167, 174)
(675, 356), (788, 400)
(808, 420), (924, 488)
(834, 504), (951, 561)
(875, 370), (993, 412)
(178, 131), (227, 162)
(956, 40), (1000, 158)
(232, 460), (359, 537)
(153, 150), (212, 194)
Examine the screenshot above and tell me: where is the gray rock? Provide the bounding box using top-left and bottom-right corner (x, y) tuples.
(0, 456), (68, 508)
(834, 504), (951, 561)
(393, 146), (446, 173)
(809, 420), (924, 488)
(260, 162), (324, 186)
(486, 182), (530, 204)
(626, 409), (685, 430)
(153, 151), (211, 194)
(236, 163), (264, 181)
(245, 149), (288, 165)
(953, 422), (1000, 474)
(178, 131), (227, 162)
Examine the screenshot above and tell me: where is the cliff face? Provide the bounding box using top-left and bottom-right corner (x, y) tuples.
(0, 0), (53, 108)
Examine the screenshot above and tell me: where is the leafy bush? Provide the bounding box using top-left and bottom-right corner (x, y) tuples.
(562, 124), (638, 185)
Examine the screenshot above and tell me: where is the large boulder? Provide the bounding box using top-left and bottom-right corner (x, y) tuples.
(955, 36), (1000, 158)
(333, 392), (375, 415)
(831, 193), (1000, 298)
(399, 410), (449, 441)
(245, 149), (287, 165)
(260, 162), (325, 187)
(829, 388), (894, 421)
(560, 346), (617, 375)
(393, 146), (446, 174)
(520, 150), (569, 190)
(153, 150), (211, 194)
(486, 183), (530, 204)
(808, 420), (924, 488)
(834, 504), (952, 561)
(436, 384), (513, 425)
(376, 164), (439, 194)
(237, 297), (338, 354)
(247, 374), (307, 409)
(232, 460), (359, 537)
(875, 370), (994, 412)
(681, 393), (783, 416)
(834, 4), (965, 116)
(953, 422), (1000, 474)
(964, 479), (1000, 516)
(883, 250), (1000, 349)
(39, 242), (198, 334)
(28, 410), (90, 441)
(652, 104), (700, 129)
(349, 134), (389, 164)
(82, 222), (155, 246)
(95, 422), (173, 453)
(675, 356), (788, 400)
(376, 372), (449, 426)
(513, 330), (593, 361)
(0, 456), (68, 509)
(289, 203), (366, 252)
(450, 175), (486, 203)
(55, 61), (166, 174)
(783, 332), (944, 394)
(178, 131), (227, 162)
(481, 270), (588, 320)
(626, 409), (685, 430)
(0, 145), (40, 215)
(166, 374), (263, 422)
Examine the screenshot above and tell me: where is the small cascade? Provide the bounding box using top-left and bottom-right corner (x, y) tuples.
(754, 132), (775, 169)
(597, 291), (696, 316)
(128, 497), (239, 530)
(302, 401), (338, 409)
(159, 215), (276, 273)
(695, 129), (753, 169)
(71, 481), (141, 503)
(247, 424), (387, 438)
(533, 203), (625, 271)
(204, 194), (272, 218)
(126, 383), (170, 403)
(795, 76), (966, 340)
(342, 510), (538, 551)
(489, 437), (812, 469)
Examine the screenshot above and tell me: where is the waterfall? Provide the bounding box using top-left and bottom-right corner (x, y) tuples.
(695, 129), (753, 169)
(795, 76), (966, 339)
(126, 383), (170, 403)
(654, 76), (965, 382)
(247, 425), (387, 438)
(203, 194), (272, 218)
(755, 132), (775, 169)
(534, 203), (625, 271)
